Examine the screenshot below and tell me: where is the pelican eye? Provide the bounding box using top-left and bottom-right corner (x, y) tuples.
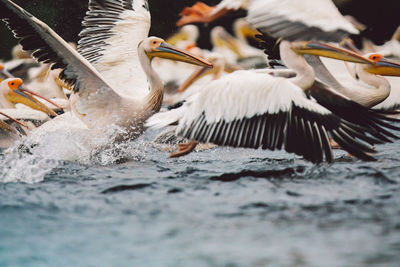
(368, 54), (383, 63)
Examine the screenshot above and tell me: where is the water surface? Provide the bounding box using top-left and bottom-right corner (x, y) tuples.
(1, 132), (400, 267)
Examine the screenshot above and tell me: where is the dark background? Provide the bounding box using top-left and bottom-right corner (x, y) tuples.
(0, 0), (399, 60)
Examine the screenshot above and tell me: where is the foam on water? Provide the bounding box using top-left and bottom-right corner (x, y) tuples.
(0, 123), (155, 183)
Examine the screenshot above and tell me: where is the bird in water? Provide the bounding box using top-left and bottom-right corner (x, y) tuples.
(0, 0), (212, 161)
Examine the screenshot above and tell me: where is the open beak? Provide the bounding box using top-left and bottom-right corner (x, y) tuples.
(148, 42), (213, 68)
(291, 41), (373, 64)
(365, 58), (400, 76)
(6, 87), (58, 117)
(19, 85), (64, 111)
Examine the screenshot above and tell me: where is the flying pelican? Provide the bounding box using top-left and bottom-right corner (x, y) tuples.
(0, 0), (211, 156)
(177, 0), (248, 26)
(177, 0), (358, 42)
(147, 41), (400, 163)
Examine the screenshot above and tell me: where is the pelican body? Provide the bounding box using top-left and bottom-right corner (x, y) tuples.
(0, 0), (212, 155)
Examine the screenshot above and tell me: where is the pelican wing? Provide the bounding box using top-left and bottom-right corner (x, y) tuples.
(212, 0), (248, 14)
(308, 80), (400, 142)
(148, 71), (379, 163)
(0, 0), (120, 103)
(78, 0), (151, 99)
(247, 0), (359, 42)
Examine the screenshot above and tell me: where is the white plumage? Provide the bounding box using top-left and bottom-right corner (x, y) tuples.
(78, 0), (151, 99)
(248, 0), (358, 34)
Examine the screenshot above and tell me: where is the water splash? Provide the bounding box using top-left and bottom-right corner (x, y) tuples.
(0, 122), (154, 183)
(0, 144), (59, 184)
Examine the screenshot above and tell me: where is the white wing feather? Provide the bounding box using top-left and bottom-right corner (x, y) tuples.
(247, 0), (358, 41)
(147, 70), (331, 130)
(213, 0), (249, 14)
(78, 0), (151, 100)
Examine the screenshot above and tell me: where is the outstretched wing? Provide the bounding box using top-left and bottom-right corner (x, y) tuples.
(212, 0), (248, 14)
(148, 71), (379, 163)
(78, 0), (151, 99)
(0, 0), (120, 103)
(247, 0), (359, 42)
(307, 80), (400, 143)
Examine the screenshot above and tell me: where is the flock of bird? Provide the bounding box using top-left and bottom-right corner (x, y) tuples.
(0, 0), (399, 164)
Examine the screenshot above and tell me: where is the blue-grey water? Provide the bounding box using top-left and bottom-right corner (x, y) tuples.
(1, 131), (400, 267)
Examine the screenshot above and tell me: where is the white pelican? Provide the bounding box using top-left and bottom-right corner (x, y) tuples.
(1, 45), (40, 81)
(362, 26), (400, 60)
(311, 50), (400, 108)
(177, 0), (358, 41)
(0, 0), (211, 157)
(147, 41), (400, 163)
(0, 78), (57, 118)
(177, 0), (248, 26)
(233, 18), (266, 59)
(210, 25), (267, 68)
(166, 25), (200, 46)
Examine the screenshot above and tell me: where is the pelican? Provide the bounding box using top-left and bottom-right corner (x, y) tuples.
(314, 51), (400, 108)
(177, 0), (359, 42)
(0, 78), (57, 118)
(362, 26), (400, 60)
(1, 44), (40, 82)
(177, 0), (248, 26)
(233, 19), (266, 59)
(163, 52), (239, 107)
(166, 25), (200, 46)
(0, 0), (212, 158)
(147, 41), (400, 163)
(210, 25), (267, 68)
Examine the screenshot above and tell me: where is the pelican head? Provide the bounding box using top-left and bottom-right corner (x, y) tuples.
(234, 18), (262, 41)
(211, 27), (244, 58)
(364, 53), (400, 76)
(291, 41), (373, 64)
(166, 25), (200, 46)
(0, 78), (57, 117)
(142, 37), (212, 68)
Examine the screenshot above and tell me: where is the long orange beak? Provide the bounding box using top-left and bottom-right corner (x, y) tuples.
(0, 111), (28, 128)
(365, 57), (400, 76)
(291, 41), (374, 64)
(5, 78), (58, 117)
(147, 41), (213, 68)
